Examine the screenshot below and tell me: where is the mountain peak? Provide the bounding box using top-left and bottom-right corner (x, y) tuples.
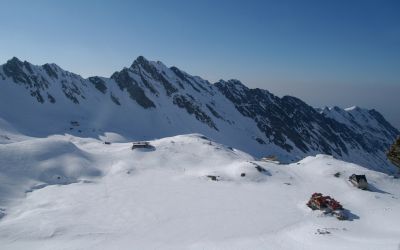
(218, 79), (244, 85)
(2, 57), (66, 77)
(7, 56), (22, 64)
(130, 56), (170, 73)
(135, 55), (148, 63)
(4, 57), (25, 68)
(131, 55), (151, 69)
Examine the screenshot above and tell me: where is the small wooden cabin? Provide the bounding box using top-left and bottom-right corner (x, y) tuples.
(349, 174), (368, 190)
(131, 141), (153, 150)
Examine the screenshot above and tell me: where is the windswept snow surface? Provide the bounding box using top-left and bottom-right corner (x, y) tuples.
(0, 133), (399, 250)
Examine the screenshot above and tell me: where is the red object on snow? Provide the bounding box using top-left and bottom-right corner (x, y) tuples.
(307, 193), (343, 211)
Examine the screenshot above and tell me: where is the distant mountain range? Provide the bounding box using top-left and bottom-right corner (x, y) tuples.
(0, 56), (398, 172)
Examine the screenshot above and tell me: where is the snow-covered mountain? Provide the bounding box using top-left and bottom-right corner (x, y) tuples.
(0, 56), (398, 172)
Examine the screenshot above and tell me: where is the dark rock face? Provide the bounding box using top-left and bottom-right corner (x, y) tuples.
(111, 68), (155, 109)
(43, 64), (58, 79)
(3, 57), (50, 103)
(61, 80), (82, 104)
(368, 109), (399, 139)
(110, 93), (121, 106)
(30, 90), (45, 103)
(3, 57), (33, 84)
(206, 104), (223, 120)
(88, 76), (107, 94)
(132, 56), (178, 96)
(173, 94), (217, 130)
(387, 137), (400, 169)
(321, 107), (399, 161)
(47, 93), (56, 103)
(2, 58), (88, 104)
(170, 66), (214, 95)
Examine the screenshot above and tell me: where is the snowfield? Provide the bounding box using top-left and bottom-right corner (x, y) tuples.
(0, 133), (399, 250)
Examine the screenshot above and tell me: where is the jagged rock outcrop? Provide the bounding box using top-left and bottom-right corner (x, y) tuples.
(387, 137), (400, 169)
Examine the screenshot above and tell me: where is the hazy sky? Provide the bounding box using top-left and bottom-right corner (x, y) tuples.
(0, 0), (399, 128)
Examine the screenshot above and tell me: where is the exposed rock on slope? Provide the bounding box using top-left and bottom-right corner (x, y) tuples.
(387, 137), (400, 169)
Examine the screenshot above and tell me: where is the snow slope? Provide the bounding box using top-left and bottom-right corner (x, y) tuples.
(0, 133), (399, 250)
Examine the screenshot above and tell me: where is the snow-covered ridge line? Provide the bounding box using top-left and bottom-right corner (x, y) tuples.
(0, 56), (398, 173)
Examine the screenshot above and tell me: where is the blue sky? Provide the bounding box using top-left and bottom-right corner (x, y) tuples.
(0, 0), (399, 127)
